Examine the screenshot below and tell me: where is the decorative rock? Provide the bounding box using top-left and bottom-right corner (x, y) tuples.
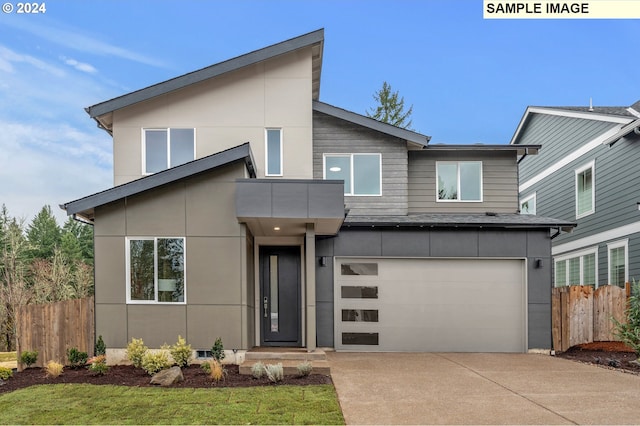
(607, 358), (621, 368)
(0, 379), (5, 386)
(630, 359), (640, 368)
(150, 366), (183, 387)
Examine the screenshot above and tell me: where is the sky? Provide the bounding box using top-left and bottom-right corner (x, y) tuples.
(0, 0), (638, 224)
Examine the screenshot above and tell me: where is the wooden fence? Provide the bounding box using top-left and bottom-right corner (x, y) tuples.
(16, 297), (94, 371)
(552, 284), (630, 352)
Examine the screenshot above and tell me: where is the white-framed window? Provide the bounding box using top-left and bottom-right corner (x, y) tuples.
(607, 239), (628, 287)
(265, 128), (283, 176)
(554, 247), (598, 287)
(143, 128), (195, 174)
(520, 193), (536, 215)
(126, 237), (186, 304)
(323, 153), (382, 196)
(436, 161), (483, 202)
(575, 161), (595, 218)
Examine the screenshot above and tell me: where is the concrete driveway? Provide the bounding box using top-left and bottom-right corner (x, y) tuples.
(327, 352), (640, 425)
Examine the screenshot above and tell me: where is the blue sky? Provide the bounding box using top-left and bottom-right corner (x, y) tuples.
(0, 0), (638, 223)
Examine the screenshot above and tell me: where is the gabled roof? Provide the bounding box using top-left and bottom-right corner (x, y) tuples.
(87, 29), (325, 132)
(62, 143), (256, 222)
(313, 101), (431, 147)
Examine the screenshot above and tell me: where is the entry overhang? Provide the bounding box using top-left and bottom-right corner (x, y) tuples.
(236, 179), (345, 236)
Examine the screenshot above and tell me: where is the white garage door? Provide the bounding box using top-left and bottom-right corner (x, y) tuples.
(335, 258), (526, 352)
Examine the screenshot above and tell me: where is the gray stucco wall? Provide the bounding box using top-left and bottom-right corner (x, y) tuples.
(315, 227), (553, 350)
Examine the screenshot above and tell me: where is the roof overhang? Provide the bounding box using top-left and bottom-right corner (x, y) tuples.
(602, 118), (640, 146)
(424, 144), (540, 157)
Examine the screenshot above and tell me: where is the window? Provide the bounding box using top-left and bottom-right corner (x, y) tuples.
(144, 128), (195, 174)
(575, 161), (595, 218)
(324, 154), (381, 196)
(127, 237), (185, 303)
(436, 161), (482, 201)
(520, 193), (536, 215)
(554, 248), (597, 287)
(341, 263), (378, 276)
(608, 240), (628, 287)
(265, 129), (282, 176)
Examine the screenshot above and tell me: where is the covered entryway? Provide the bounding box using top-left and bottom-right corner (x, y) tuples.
(335, 257), (527, 352)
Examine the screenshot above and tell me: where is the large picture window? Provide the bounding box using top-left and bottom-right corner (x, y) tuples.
(324, 153), (381, 196)
(608, 240), (628, 287)
(144, 128), (195, 174)
(127, 237), (185, 303)
(437, 161), (482, 202)
(575, 161), (595, 218)
(554, 247), (597, 287)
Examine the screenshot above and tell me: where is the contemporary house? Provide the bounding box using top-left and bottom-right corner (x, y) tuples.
(63, 29), (573, 359)
(511, 100), (640, 288)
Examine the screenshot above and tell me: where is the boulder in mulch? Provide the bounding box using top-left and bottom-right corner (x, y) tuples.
(150, 366), (183, 387)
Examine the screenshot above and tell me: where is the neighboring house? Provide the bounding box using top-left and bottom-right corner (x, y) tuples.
(63, 29), (573, 359)
(511, 100), (640, 288)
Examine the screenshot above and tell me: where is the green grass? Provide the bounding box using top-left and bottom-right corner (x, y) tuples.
(0, 383), (345, 425)
(0, 352), (16, 362)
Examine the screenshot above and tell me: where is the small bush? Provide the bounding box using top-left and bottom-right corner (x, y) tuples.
(170, 335), (193, 368)
(200, 361), (211, 374)
(95, 335), (106, 356)
(211, 337), (225, 363)
(20, 350), (38, 368)
(87, 355), (109, 376)
(141, 350), (171, 375)
(251, 361), (265, 379)
(45, 360), (64, 378)
(297, 361), (313, 377)
(207, 359), (226, 382)
(66, 347), (88, 368)
(614, 279), (640, 357)
(126, 338), (148, 369)
(265, 363), (284, 383)
(0, 366), (13, 380)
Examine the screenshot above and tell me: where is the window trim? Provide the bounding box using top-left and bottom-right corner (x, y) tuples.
(142, 128), (196, 175)
(125, 236), (187, 305)
(323, 153), (382, 197)
(436, 161), (483, 202)
(520, 192), (536, 215)
(607, 239), (628, 287)
(553, 246), (598, 288)
(265, 128), (283, 177)
(575, 160), (595, 219)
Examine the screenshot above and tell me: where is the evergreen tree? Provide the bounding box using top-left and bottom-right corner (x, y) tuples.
(366, 81), (414, 130)
(62, 217), (94, 265)
(26, 205), (61, 261)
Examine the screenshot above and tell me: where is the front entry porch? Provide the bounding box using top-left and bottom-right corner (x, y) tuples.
(239, 347), (330, 375)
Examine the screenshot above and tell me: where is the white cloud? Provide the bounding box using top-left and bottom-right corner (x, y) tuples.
(0, 45), (66, 77)
(62, 57), (98, 74)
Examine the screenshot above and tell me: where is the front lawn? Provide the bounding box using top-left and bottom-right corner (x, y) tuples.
(0, 383), (344, 425)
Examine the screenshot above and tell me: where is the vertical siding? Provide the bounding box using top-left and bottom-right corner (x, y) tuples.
(408, 150), (518, 213)
(312, 111), (408, 215)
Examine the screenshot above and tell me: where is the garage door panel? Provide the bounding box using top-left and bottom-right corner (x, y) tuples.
(335, 258), (526, 352)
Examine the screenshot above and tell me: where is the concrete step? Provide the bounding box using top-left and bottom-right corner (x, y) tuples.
(239, 359), (330, 376)
(244, 348), (327, 361)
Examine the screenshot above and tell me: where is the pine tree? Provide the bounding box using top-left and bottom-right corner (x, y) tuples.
(62, 217), (94, 265)
(26, 205), (61, 261)
(366, 81), (414, 130)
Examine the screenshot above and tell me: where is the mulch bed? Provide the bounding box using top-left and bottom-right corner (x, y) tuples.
(0, 364), (332, 395)
(556, 341), (640, 375)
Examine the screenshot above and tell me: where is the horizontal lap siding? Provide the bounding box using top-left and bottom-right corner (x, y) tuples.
(313, 111), (408, 215)
(408, 151), (518, 213)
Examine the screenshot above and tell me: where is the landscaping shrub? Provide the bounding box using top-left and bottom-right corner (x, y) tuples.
(45, 360), (64, 378)
(169, 335), (192, 368)
(20, 350), (38, 368)
(211, 337), (225, 362)
(0, 366), (13, 380)
(95, 335), (106, 356)
(207, 359), (226, 382)
(141, 350), (171, 375)
(66, 347), (88, 368)
(264, 363), (284, 383)
(251, 361), (265, 379)
(614, 279), (640, 357)
(297, 361), (313, 377)
(87, 355), (109, 376)
(126, 338), (148, 369)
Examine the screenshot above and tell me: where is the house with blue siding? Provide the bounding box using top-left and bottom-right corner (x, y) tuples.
(511, 101), (640, 288)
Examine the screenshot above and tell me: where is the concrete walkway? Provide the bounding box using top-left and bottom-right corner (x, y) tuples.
(328, 352), (640, 425)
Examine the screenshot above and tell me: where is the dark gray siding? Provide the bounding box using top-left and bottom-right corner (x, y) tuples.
(315, 228), (554, 350)
(515, 113), (618, 182)
(313, 111), (408, 215)
(408, 151), (519, 214)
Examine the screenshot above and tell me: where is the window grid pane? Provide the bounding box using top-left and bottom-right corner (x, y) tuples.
(437, 163), (458, 200)
(583, 253), (596, 285)
(145, 130), (168, 173)
(353, 154), (381, 195)
(325, 156), (352, 195)
(555, 260), (566, 287)
(459, 162), (482, 201)
(169, 129), (194, 168)
(568, 258), (580, 285)
(610, 246), (625, 287)
(130, 239), (155, 300)
(266, 129), (282, 175)
(577, 168), (593, 215)
(157, 238), (184, 303)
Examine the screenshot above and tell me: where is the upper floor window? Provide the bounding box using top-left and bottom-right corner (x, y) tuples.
(266, 128), (282, 176)
(520, 193), (536, 215)
(127, 237), (185, 304)
(554, 247), (597, 287)
(144, 128), (195, 174)
(575, 161), (595, 218)
(608, 239), (628, 287)
(324, 153), (381, 196)
(437, 161), (482, 202)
